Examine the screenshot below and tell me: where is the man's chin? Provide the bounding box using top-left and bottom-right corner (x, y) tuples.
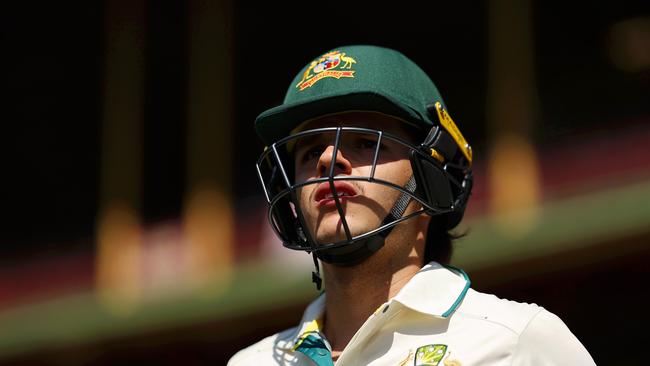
(313, 227), (368, 246)
(314, 233), (348, 246)
(309, 215), (383, 245)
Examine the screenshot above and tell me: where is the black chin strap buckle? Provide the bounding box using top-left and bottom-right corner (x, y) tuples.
(312, 271), (322, 291)
(311, 253), (323, 291)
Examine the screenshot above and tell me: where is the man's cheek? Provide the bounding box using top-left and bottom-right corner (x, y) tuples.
(297, 188), (312, 213)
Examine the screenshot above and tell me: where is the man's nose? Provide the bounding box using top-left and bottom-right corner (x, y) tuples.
(317, 145), (352, 177)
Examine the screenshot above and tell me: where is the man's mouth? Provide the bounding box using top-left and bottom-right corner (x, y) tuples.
(314, 182), (359, 207)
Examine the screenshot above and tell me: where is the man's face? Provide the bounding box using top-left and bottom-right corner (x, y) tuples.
(293, 111), (416, 245)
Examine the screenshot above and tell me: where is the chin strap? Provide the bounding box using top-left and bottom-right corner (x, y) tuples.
(311, 252), (323, 291)
(380, 175), (417, 234)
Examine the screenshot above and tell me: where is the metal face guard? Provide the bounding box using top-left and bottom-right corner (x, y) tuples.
(256, 126), (472, 256)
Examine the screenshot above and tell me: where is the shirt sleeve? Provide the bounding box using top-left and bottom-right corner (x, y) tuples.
(511, 309), (596, 366)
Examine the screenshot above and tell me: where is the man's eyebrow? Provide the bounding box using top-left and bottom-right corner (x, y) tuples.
(293, 133), (322, 152)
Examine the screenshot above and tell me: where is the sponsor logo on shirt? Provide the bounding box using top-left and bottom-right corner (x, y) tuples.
(414, 344), (447, 366)
(410, 344), (461, 366)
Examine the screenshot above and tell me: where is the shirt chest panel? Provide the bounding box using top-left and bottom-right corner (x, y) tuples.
(336, 311), (517, 366)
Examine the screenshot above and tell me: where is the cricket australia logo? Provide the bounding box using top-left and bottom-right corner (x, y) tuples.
(296, 50), (356, 91)
(413, 344), (460, 366)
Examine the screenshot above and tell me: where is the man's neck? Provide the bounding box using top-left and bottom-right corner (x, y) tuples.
(320, 232), (425, 357)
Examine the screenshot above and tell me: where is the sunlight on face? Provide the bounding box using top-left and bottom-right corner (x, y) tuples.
(292, 112), (417, 245)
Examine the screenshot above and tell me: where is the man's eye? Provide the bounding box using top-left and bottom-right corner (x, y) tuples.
(357, 138), (380, 150)
(301, 145), (325, 162)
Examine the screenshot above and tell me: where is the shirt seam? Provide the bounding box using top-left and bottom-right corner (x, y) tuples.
(453, 310), (522, 336)
(509, 307), (545, 366)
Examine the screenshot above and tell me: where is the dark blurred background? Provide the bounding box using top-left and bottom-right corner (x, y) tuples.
(1, 0), (649, 365)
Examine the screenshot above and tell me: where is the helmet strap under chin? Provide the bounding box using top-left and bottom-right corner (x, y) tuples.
(311, 252), (323, 291)
(382, 175), (417, 229)
(370, 174), (418, 241)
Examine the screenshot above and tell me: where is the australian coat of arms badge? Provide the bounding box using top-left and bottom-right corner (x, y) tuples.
(296, 50), (356, 91)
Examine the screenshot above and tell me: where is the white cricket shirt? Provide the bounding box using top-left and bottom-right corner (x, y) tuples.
(228, 262), (595, 365)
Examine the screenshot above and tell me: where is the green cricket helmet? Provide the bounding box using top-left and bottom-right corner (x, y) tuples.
(255, 45), (473, 276)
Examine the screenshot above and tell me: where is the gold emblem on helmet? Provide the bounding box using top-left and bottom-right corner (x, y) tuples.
(296, 50), (356, 91)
